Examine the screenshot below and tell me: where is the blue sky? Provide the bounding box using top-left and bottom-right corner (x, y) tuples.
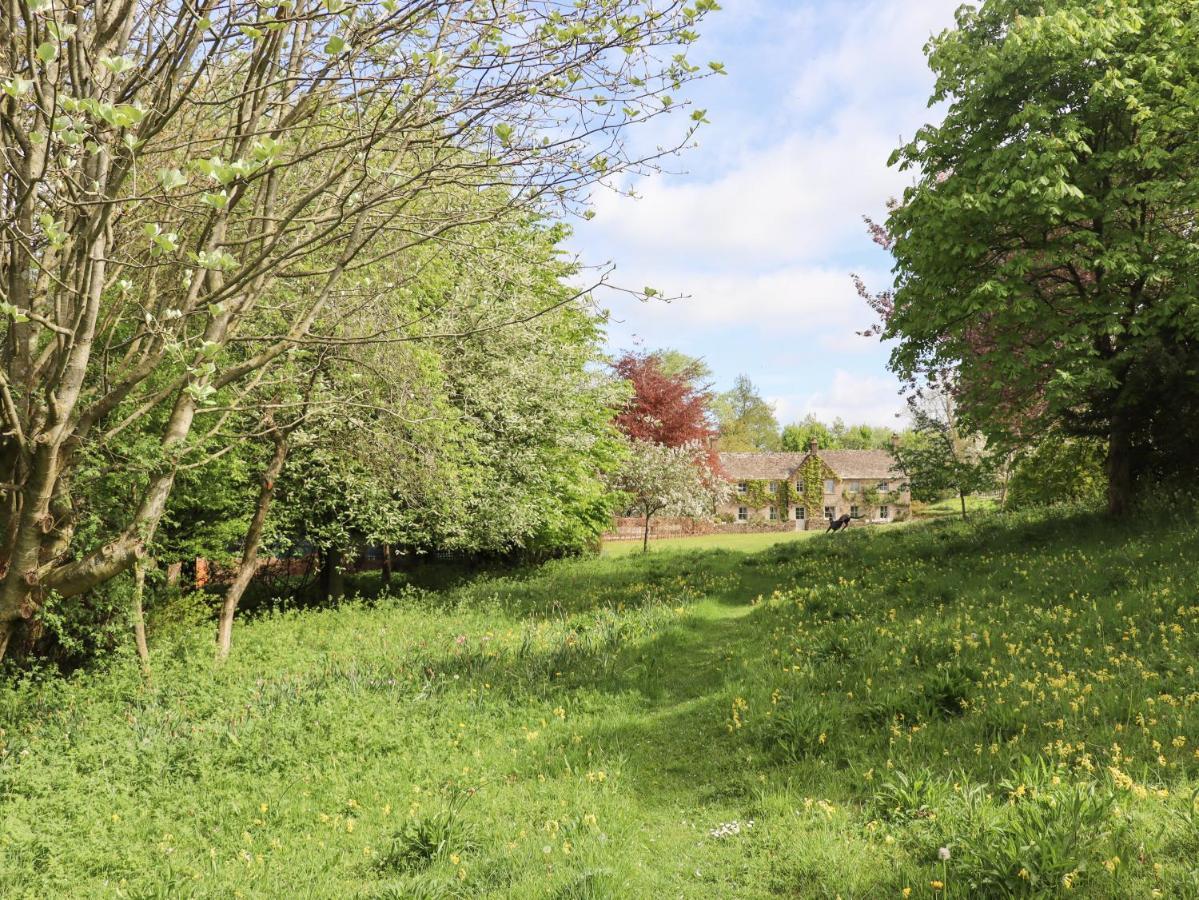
(569, 0), (964, 427)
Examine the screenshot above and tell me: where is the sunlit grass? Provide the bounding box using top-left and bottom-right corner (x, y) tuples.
(2, 504), (1196, 898)
(601, 527), (820, 556)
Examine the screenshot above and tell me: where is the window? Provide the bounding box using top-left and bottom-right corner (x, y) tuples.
(850, 505), (860, 518)
(769, 506), (777, 521)
(768, 481), (777, 491)
(848, 480), (860, 492)
(824, 506), (835, 520)
(737, 482), (748, 494)
(795, 507), (805, 521)
(824, 479), (835, 495)
(880, 506), (890, 519)
(794, 480), (803, 494)
(878, 482), (890, 493)
(737, 507), (748, 521)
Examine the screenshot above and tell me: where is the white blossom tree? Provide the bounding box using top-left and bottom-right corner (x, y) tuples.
(610, 439), (727, 553)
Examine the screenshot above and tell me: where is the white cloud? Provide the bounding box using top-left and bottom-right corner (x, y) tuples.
(570, 0), (962, 424)
(590, 121), (904, 268)
(600, 264), (885, 330)
(771, 370), (907, 428)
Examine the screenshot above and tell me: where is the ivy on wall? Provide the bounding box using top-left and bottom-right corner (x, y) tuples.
(737, 465), (897, 524)
(798, 457), (836, 521)
(737, 479), (802, 518)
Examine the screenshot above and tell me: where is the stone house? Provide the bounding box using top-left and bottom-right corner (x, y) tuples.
(717, 439), (910, 530)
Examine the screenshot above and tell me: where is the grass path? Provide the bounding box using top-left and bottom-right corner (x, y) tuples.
(4, 508), (1199, 897)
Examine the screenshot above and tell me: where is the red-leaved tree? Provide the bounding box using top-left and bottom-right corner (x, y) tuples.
(612, 352), (716, 449)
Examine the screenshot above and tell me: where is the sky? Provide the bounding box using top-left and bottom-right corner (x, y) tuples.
(569, 0), (965, 428)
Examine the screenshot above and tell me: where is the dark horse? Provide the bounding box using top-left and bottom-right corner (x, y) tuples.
(826, 514), (852, 533)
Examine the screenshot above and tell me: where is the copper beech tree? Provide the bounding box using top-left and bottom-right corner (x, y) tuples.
(612, 350), (717, 449)
(0, 0), (723, 659)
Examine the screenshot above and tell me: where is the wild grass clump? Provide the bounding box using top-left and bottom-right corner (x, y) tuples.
(376, 795), (476, 875)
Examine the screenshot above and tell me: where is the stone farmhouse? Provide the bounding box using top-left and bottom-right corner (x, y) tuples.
(717, 439), (910, 530)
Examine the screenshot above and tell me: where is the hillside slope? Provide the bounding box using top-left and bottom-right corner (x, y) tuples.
(2, 508), (1198, 898)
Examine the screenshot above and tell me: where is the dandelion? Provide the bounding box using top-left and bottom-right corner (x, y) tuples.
(930, 880), (944, 891)
(938, 846), (951, 861)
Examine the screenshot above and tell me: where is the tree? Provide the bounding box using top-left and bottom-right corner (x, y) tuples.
(609, 440), (728, 553)
(0, 0), (720, 660)
(781, 417), (834, 452)
(781, 415), (898, 451)
(1006, 433), (1107, 511)
(654, 349), (714, 388)
(883, 0), (1199, 516)
(894, 386), (997, 519)
(713, 375), (781, 451)
(612, 352), (717, 449)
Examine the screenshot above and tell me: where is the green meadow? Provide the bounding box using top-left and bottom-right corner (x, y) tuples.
(3, 507), (1199, 898)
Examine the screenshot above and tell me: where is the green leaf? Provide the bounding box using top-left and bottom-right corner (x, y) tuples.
(324, 35), (346, 55)
(201, 191), (229, 210)
(100, 55), (136, 75)
(156, 168), (187, 191)
(2, 77), (33, 98)
(36, 42), (57, 64)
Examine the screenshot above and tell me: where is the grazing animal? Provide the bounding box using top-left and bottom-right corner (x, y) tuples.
(826, 514), (852, 533)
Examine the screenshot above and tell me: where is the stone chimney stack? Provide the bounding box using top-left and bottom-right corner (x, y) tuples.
(808, 438), (819, 454)
(890, 433), (901, 452)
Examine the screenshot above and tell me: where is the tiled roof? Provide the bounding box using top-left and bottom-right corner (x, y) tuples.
(717, 452), (807, 480)
(717, 449), (902, 482)
(816, 450), (902, 480)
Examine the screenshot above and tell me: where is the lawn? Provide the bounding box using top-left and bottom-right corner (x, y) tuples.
(601, 527), (820, 556)
(914, 495), (1001, 518)
(2, 505), (1198, 898)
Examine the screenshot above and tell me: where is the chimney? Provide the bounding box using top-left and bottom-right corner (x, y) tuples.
(808, 438), (819, 454)
(890, 433), (900, 452)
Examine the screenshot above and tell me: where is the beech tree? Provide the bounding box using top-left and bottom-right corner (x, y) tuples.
(612, 350), (716, 449)
(883, 0), (1199, 515)
(0, 0), (721, 659)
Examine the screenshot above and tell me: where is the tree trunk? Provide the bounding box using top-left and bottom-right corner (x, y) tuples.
(382, 544), (393, 589)
(1106, 410), (1134, 517)
(642, 513), (651, 553)
(959, 489), (968, 520)
(216, 433), (289, 661)
(132, 560), (151, 673)
(320, 549), (345, 603)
